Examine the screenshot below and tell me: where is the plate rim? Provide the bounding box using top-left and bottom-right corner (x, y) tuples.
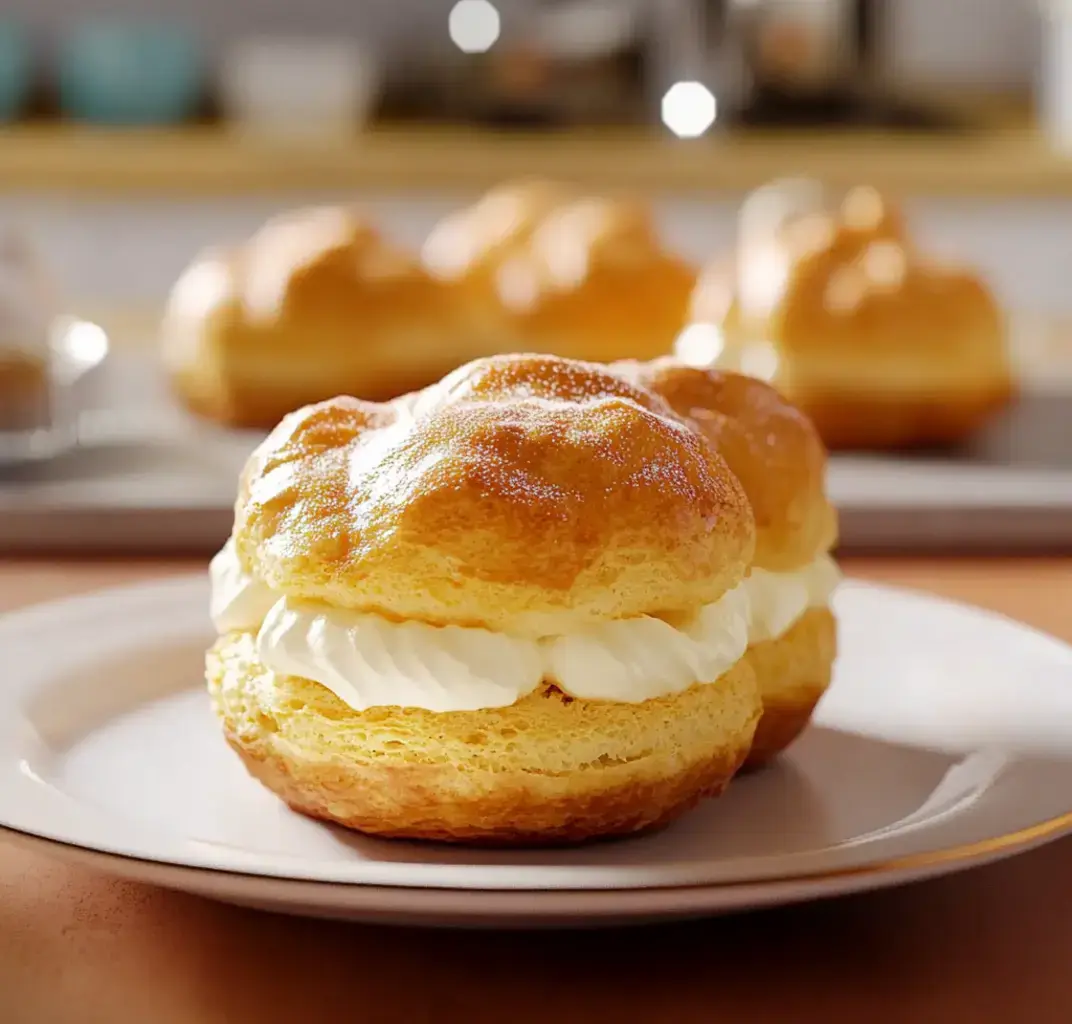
(2, 573), (1072, 897)
(4, 800), (1071, 895)
(5, 821), (1070, 926)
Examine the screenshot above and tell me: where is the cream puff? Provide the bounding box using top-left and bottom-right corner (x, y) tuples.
(161, 204), (481, 429)
(623, 359), (839, 767)
(422, 179), (697, 365)
(206, 354), (762, 844)
(681, 181), (1013, 450)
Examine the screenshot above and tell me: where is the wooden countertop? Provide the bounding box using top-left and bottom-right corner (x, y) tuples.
(1, 555), (1071, 1023)
(2, 122), (1072, 197)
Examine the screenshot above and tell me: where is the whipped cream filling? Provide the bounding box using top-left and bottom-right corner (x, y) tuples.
(209, 542), (839, 713)
(209, 540), (280, 633)
(744, 554), (841, 643)
(258, 586), (752, 712)
(259, 600), (548, 713)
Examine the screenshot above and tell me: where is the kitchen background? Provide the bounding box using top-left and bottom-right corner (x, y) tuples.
(1, 0), (1071, 554)
(0, 0), (1062, 310)
(0, 0), (1043, 85)
(0, 0), (1060, 310)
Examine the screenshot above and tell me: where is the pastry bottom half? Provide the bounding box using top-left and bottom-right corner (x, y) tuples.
(791, 383), (1012, 451)
(743, 606), (837, 769)
(207, 631), (762, 846)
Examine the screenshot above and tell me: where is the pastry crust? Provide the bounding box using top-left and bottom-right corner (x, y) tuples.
(782, 386), (1013, 451)
(161, 205), (479, 428)
(628, 360), (838, 764)
(209, 631), (761, 845)
(423, 179), (696, 364)
(742, 607), (836, 769)
(233, 353), (755, 636)
(621, 361), (836, 570)
(686, 183), (1013, 450)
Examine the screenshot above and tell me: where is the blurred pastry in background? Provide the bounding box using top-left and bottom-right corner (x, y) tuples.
(422, 179), (696, 364)
(679, 181), (1013, 450)
(161, 205), (478, 428)
(0, 230), (56, 435)
(622, 359), (839, 767)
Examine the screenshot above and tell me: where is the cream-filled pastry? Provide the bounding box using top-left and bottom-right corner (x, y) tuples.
(206, 354), (762, 845)
(622, 359), (840, 767)
(211, 538), (752, 711)
(681, 181), (1013, 450)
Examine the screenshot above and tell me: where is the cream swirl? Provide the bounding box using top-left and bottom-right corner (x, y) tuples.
(209, 538), (278, 633)
(258, 600), (547, 713)
(543, 587), (751, 703)
(208, 541), (836, 712)
(743, 554), (841, 643)
(257, 586), (751, 712)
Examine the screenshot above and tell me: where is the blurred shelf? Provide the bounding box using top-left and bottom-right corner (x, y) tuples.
(2, 123), (1072, 197)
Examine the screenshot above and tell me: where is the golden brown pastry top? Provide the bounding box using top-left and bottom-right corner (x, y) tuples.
(234, 354), (754, 635)
(420, 178), (576, 280)
(691, 183), (1004, 365)
(620, 359), (836, 570)
(163, 204), (464, 364)
(422, 179), (696, 362)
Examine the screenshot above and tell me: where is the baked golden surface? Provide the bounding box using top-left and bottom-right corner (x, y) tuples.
(161, 205), (479, 428)
(423, 179), (696, 364)
(688, 183), (1013, 450)
(233, 353), (755, 636)
(621, 360), (836, 571)
(209, 630), (761, 845)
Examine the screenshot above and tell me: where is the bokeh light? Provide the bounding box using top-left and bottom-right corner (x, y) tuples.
(449, 1), (501, 54)
(661, 81), (717, 138)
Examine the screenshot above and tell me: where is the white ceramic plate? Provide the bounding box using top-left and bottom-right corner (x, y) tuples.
(2, 576), (1072, 928)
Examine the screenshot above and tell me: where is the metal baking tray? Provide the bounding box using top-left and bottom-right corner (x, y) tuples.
(0, 353), (1070, 556)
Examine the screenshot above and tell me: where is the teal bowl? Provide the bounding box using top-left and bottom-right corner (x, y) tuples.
(57, 21), (203, 125)
(0, 22), (32, 122)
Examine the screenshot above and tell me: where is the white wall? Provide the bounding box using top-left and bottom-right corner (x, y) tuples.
(880, 0), (1039, 89)
(3, 191), (1069, 315)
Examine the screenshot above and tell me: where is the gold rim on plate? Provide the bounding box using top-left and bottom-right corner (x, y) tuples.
(3, 805), (1071, 896)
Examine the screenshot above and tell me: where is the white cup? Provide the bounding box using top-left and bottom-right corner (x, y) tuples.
(218, 36), (380, 140)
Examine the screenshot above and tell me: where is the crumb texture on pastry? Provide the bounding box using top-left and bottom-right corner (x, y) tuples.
(423, 179), (696, 363)
(161, 205), (477, 427)
(208, 630), (761, 844)
(744, 606), (836, 767)
(233, 353), (755, 635)
(620, 360), (836, 570)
